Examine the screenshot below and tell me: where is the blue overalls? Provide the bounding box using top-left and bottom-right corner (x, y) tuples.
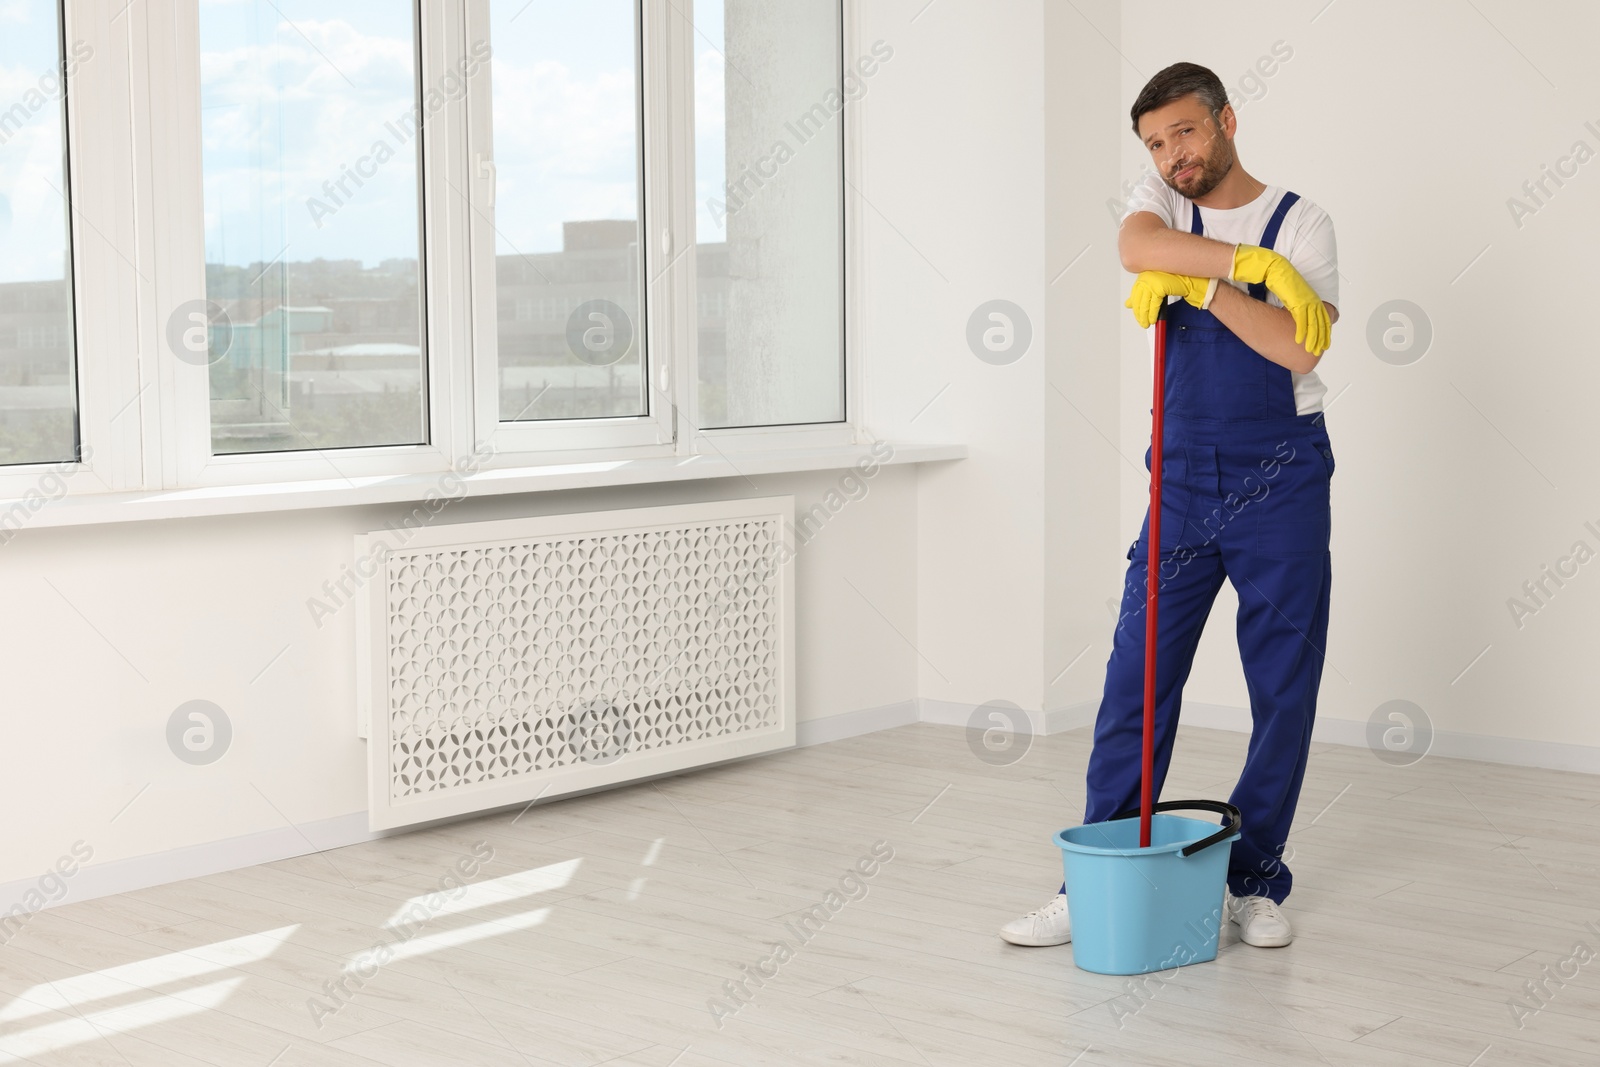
(1068, 191), (1335, 904)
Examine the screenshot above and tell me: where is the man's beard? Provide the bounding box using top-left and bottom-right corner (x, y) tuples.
(1166, 143), (1233, 199)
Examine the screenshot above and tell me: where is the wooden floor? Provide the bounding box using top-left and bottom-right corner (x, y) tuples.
(5, 722), (1600, 1066)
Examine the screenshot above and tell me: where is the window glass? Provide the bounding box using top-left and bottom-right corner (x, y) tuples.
(489, 0), (646, 423)
(199, 0), (427, 454)
(695, 0), (844, 429)
(0, 0), (81, 465)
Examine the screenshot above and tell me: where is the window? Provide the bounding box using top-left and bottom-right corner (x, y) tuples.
(484, 0), (646, 426)
(197, 0), (428, 455)
(0, 0), (857, 503)
(0, 0), (81, 466)
(693, 0), (844, 429)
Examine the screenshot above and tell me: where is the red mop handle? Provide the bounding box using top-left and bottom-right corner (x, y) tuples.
(1142, 310), (1167, 849)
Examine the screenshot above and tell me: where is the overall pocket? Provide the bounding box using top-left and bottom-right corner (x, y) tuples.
(1251, 437), (1331, 557)
(1131, 444), (1196, 560)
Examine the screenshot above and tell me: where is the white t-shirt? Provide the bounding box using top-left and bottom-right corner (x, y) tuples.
(1120, 169), (1338, 415)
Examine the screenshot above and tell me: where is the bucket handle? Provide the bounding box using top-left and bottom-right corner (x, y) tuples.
(1107, 800), (1242, 858)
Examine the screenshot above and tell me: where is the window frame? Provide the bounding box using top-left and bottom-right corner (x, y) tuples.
(676, 0), (858, 455)
(462, 0), (676, 461)
(147, 0), (466, 489)
(0, 0), (141, 501)
(0, 0), (864, 505)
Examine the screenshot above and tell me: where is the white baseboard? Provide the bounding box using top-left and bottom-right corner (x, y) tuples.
(1181, 700), (1600, 776)
(796, 699), (919, 746)
(1177, 701), (1254, 733)
(1042, 701), (1099, 733)
(11, 695), (1598, 924)
(2, 700), (920, 922)
(0, 812), (384, 931)
(917, 698), (1097, 735)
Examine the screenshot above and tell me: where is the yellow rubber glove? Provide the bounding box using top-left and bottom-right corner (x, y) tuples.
(1231, 244), (1331, 357)
(1124, 271), (1210, 330)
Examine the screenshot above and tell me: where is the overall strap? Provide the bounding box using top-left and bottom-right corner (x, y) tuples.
(1248, 191), (1300, 301)
(1188, 191), (1303, 302)
(1258, 190), (1300, 249)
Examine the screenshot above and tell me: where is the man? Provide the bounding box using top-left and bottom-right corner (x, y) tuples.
(1001, 62), (1338, 950)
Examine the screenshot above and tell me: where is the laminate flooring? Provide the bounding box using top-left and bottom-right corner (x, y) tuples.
(4, 723), (1599, 1066)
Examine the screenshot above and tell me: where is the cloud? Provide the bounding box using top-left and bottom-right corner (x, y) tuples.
(489, 57), (642, 253)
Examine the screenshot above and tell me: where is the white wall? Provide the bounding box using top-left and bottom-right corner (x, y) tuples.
(860, 0), (1051, 713)
(1116, 1), (1600, 750)
(0, 465), (919, 885)
(1045, 0), (1127, 715)
(866, 0), (1600, 760)
(13, 0), (1600, 896)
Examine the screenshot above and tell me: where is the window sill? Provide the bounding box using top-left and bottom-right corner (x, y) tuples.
(12, 441), (967, 531)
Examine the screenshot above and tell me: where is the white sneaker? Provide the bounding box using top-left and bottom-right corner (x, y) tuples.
(1227, 892), (1293, 947)
(999, 893), (1072, 946)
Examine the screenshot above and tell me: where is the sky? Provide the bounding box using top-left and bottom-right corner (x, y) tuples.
(0, 0), (734, 282)
(0, 0), (71, 284)
(488, 0), (644, 257)
(693, 0), (726, 242)
(200, 0), (434, 270)
(197, 0), (731, 270)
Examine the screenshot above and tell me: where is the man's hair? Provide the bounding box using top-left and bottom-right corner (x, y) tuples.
(1130, 62), (1229, 136)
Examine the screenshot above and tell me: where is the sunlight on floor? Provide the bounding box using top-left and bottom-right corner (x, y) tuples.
(0, 926), (298, 1062)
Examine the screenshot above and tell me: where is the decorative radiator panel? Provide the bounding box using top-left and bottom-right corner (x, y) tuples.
(357, 497), (795, 830)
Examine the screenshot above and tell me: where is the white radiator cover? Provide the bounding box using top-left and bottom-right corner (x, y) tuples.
(356, 497), (795, 831)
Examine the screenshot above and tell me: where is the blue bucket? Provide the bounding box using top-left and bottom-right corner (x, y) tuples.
(1054, 800), (1242, 976)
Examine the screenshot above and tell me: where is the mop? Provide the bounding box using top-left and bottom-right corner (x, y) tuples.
(1051, 300), (1243, 976)
(1141, 304), (1168, 847)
